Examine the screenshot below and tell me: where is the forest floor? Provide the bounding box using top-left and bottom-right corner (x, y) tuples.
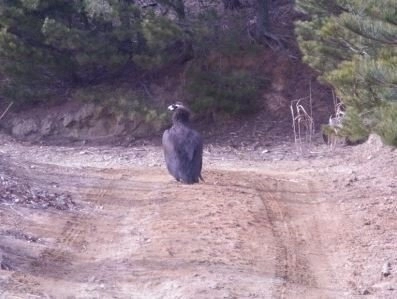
(0, 132), (396, 299)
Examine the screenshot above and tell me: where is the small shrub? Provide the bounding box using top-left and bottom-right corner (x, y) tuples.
(375, 103), (397, 146)
(72, 85), (167, 130)
(183, 7), (268, 117)
(339, 107), (370, 143)
(186, 68), (269, 116)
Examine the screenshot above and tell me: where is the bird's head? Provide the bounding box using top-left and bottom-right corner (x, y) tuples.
(167, 102), (191, 124)
(167, 102), (185, 111)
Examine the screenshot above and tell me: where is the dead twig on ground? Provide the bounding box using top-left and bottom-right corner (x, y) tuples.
(0, 102), (13, 122)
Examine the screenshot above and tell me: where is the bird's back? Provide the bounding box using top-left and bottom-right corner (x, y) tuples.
(162, 123), (203, 184)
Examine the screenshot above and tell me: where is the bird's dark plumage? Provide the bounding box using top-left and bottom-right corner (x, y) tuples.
(162, 103), (203, 184)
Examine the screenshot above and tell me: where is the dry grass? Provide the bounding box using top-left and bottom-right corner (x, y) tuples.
(324, 93), (345, 149)
(290, 96), (314, 153)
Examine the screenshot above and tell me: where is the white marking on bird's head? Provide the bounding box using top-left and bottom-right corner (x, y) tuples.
(167, 103), (184, 111)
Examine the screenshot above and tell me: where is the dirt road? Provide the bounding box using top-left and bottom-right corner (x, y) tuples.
(0, 137), (396, 298)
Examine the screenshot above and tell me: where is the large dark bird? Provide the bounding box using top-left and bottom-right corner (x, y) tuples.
(162, 103), (203, 184)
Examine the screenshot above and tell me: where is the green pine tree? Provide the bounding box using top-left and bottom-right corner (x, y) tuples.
(0, 0), (186, 103)
(296, 0), (397, 145)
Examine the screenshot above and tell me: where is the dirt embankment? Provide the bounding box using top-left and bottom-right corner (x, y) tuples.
(0, 133), (396, 298)
(0, 0), (333, 147)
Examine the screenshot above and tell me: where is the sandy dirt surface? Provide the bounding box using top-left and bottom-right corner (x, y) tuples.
(0, 133), (396, 298)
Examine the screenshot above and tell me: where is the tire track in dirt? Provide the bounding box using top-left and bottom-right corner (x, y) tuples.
(3, 165), (169, 297)
(254, 177), (345, 298)
(1, 166), (129, 296)
(1, 164), (349, 298)
(26, 172), (121, 287)
(261, 189), (315, 298)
